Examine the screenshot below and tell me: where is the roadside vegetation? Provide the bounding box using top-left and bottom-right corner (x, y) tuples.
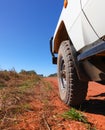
(0, 70), (97, 130)
(48, 73), (57, 77)
(0, 69), (41, 129)
(61, 108), (96, 130)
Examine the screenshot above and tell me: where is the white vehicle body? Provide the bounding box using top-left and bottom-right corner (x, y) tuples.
(50, 0), (105, 106)
(53, 0), (105, 52)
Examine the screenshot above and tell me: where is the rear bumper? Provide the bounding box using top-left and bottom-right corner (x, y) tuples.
(50, 37), (57, 64)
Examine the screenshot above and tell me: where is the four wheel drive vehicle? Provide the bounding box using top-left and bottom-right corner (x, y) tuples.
(50, 0), (105, 106)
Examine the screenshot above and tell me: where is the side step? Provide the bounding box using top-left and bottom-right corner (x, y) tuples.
(77, 40), (105, 61)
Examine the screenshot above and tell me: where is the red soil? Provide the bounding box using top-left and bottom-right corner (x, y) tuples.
(14, 77), (105, 130)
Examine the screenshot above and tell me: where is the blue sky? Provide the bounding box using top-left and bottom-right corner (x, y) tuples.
(0, 0), (63, 76)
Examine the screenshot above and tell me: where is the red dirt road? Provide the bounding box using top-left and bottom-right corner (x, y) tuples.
(85, 82), (105, 130)
(45, 77), (105, 130)
(14, 77), (105, 130)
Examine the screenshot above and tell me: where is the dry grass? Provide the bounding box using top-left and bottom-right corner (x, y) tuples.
(0, 70), (42, 130)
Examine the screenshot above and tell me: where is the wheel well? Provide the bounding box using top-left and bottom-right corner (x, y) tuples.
(54, 21), (69, 53)
(53, 23), (89, 81)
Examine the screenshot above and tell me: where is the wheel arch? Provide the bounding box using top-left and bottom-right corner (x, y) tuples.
(54, 21), (89, 81)
(54, 21), (69, 53)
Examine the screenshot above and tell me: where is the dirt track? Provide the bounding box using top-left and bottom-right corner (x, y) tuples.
(14, 77), (105, 130)
(45, 77), (105, 130)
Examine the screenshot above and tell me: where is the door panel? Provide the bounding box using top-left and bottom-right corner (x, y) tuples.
(81, 0), (105, 38)
(81, 0), (88, 8)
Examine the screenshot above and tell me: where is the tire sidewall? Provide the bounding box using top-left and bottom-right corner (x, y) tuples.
(57, 41), (71, 103)
(57, 40), (88, 106)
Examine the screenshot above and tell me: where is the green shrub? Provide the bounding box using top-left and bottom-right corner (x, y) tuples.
(61, 108), (88, 123)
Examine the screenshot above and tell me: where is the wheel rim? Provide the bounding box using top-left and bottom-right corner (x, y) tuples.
(59, 57), (67, 91)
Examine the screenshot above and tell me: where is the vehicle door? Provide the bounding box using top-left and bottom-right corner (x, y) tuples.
(81, 0), (105, 38)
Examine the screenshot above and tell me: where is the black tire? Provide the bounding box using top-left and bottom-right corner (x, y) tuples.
(57, 40), (88, 106)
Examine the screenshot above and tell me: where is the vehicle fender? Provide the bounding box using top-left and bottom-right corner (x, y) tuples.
(53, 21), (69, 53)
